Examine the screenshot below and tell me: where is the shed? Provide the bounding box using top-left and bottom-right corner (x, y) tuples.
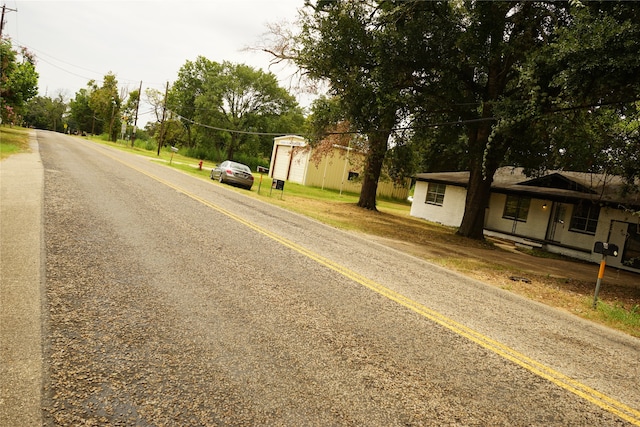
(268, 135), (411, 200)
(268, 135), (310, 184)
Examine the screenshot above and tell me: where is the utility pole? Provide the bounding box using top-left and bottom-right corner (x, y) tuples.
(0, 5), (18, 39)
(131, 80), (142, 147)
(156, 81), (169, 156)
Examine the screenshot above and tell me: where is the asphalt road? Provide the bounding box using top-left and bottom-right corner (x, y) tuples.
(4, 130), (640, 425)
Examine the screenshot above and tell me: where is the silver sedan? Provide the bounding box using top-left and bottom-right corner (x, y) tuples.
(210, 160), (254, 190)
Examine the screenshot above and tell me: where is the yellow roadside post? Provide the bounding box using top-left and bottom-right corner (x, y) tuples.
(257, 166), (269, 194)
(592, 241), (619, 309)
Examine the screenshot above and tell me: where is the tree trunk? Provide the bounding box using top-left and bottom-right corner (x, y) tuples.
(226, 133), (238, 161)
(456, 164), (495, 239)
(456, 116), (501, 239)
(357, 129), (391, 210)
(186, 124), (192, 149)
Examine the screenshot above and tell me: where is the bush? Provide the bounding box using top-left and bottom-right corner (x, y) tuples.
(232, 153), (269, 172)
(131, 137), (156, 151)
(180, 146), (270, 170)
(144, 140), (157, 151)
(135, 129), (150, 141)
(184, 146), (223, 163)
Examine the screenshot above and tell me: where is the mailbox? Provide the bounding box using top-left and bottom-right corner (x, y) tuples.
(257, 166), (269, 174)
(593, 241), (619, 257)
(272, 179), (285, 190)
(170, 146), (179, 153)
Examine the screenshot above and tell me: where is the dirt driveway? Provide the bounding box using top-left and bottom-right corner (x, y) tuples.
(366, 232), (639, 307)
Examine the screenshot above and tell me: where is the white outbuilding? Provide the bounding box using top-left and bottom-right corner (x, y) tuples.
(268, 135), (410, 200)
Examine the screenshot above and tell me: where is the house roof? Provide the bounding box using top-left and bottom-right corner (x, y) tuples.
(415, 167), (640, 208)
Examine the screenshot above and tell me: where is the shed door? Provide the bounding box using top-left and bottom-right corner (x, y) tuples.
(272, 145), (291, 180)
(288, 148), (307, 184)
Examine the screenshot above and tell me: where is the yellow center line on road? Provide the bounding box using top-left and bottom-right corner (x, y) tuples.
(94, 143), (640, 426)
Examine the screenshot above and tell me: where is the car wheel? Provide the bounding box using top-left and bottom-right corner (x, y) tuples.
(219, 174), (224, 184)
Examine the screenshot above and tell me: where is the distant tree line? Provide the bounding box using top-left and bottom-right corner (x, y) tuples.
(17, 55), (305, 170)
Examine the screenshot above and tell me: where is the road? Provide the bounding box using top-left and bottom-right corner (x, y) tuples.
(7, 130), (640, 425)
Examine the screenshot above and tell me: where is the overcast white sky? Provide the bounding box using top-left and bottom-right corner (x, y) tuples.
(2, 0), (312, 125)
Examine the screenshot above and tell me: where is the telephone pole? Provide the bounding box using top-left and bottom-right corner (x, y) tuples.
(156, 81), (169, 156)
(0, 5), (18, 39)
(131, 80), (142, 147)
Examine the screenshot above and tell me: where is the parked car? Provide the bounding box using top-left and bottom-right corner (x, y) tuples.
(210, 160), (254, 190)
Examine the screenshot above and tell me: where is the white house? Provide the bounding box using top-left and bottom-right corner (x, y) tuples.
(411, 167), (640, 273)
(268, 135), (411, 200)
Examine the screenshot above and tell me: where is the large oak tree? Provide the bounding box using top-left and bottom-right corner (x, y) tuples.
(454, 2), (571, 238)
(169, 59), (303, 161)
(432, 1), (640, 238)
(289, 0), (445, 210)
(287, 1), (640, 237)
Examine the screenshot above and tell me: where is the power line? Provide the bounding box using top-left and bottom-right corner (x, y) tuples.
(33, 54), (98, 82)
(169, 110), (498, 138)
(170, 112), (291, 137)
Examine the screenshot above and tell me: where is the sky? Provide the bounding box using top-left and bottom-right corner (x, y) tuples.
(2, 0), (312, 126)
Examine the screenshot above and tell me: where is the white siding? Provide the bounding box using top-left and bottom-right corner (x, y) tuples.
(554, 204), (602, 252)
(287, 147), (310, 184)
(595, 207), (640, 270)
(271, 145), (291, 180)
(409, 178), (640, 273)
(485, 194), (550, 240)
(269, 135), (308, 182)
(410, 182), (466, 227)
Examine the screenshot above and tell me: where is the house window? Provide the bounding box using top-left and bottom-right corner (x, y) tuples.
(569, 203), (600, 234)
(502, 195), (530, 222)
(348, 171), (359, 181)
(425, 183), (446, 206)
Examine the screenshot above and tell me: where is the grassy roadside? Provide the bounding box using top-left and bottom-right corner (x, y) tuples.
(131, 138), (638, 337)
(12, 130), (640, 337)
(0, 126), (31, 160)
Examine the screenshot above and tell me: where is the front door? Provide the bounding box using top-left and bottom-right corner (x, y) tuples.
(623, 224), (640, 269)
(608, 221), (640, 270)
(546, 202), (568, 242)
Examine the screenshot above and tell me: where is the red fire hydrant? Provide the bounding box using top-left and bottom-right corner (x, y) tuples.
(198, 161), (203, 170)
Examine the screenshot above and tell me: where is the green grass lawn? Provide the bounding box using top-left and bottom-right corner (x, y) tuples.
(0, 126), (31, 160)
